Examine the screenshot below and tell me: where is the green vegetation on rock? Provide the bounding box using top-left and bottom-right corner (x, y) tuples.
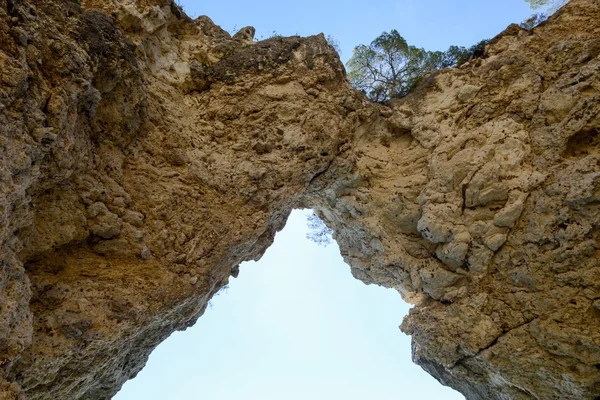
(346, 30), (488, 102)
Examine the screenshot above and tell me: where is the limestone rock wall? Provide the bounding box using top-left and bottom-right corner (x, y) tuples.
(0, 0), (598, 399)
(305, 2), (600, 397)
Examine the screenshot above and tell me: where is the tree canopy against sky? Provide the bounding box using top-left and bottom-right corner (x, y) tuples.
(345, 0), (569, 102)
(346, 30), (438, 102)
(525, 0), (569, 11)
(346, 31), (484, 102)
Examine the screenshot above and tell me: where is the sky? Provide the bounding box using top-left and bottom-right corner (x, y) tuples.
(115, 2), (543, 399)
(115, 210), (464, 399)
(177, 0), (538, 63)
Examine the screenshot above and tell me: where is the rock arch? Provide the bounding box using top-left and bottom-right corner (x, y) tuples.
(0, 0), (599, 398)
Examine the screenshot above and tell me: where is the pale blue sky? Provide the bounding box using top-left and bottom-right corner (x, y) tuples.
(179, 0), (537, 63)
(115, 2), (542, 399)
(115, 210), (464, 399)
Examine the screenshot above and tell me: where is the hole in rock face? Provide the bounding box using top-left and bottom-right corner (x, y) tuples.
(114, 210), (463, 400)
(564, 129), (600, 158)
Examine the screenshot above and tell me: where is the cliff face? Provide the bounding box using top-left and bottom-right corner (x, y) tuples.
(0, 0), (598, 398)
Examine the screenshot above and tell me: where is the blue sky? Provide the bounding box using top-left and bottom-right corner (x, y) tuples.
(115, 2), (542, 399)
(179, 0), (537, 63)
(115, 211), (464, 399)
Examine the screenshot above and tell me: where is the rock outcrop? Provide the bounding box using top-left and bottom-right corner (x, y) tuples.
(0, 0), (598, 398)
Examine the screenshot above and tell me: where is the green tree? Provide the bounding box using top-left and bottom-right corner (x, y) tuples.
(346, 1), (569, 103)
(520, 12), (549, 30)
(525, 0), (550, 8)
(521, 0), (569, 31)
(525, 0), (568, 12)
(347, 30), (444, 102)
(347, 30), (488, 102)
(326, 35), (341, 54)
(306, 211), (333, 247)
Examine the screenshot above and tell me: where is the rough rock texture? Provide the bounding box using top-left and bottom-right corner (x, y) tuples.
(0, 0), (599, 398)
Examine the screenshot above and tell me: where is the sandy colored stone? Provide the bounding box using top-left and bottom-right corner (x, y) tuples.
(0, 0), (598, 399)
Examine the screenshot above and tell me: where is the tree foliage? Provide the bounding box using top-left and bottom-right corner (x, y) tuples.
(520, 0), (569, 32)
(306, 211), (333, 247)
(348, 30), (435, 102)
(525, 0), (568, 9)
(326, 35), (341, 54)
(525, 0), (550, 8)
(347, 30), (488, 102)
(208, 284), (229, 309)
(346, 0), (569, 103)
(520, 12), (549, 30)
(525, 0), (568, 12)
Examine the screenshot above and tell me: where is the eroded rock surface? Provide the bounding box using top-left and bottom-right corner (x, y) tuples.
(0, 0), (598, 398)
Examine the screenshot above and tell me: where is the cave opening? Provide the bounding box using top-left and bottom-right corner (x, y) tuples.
(113, 210), (463, 399)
